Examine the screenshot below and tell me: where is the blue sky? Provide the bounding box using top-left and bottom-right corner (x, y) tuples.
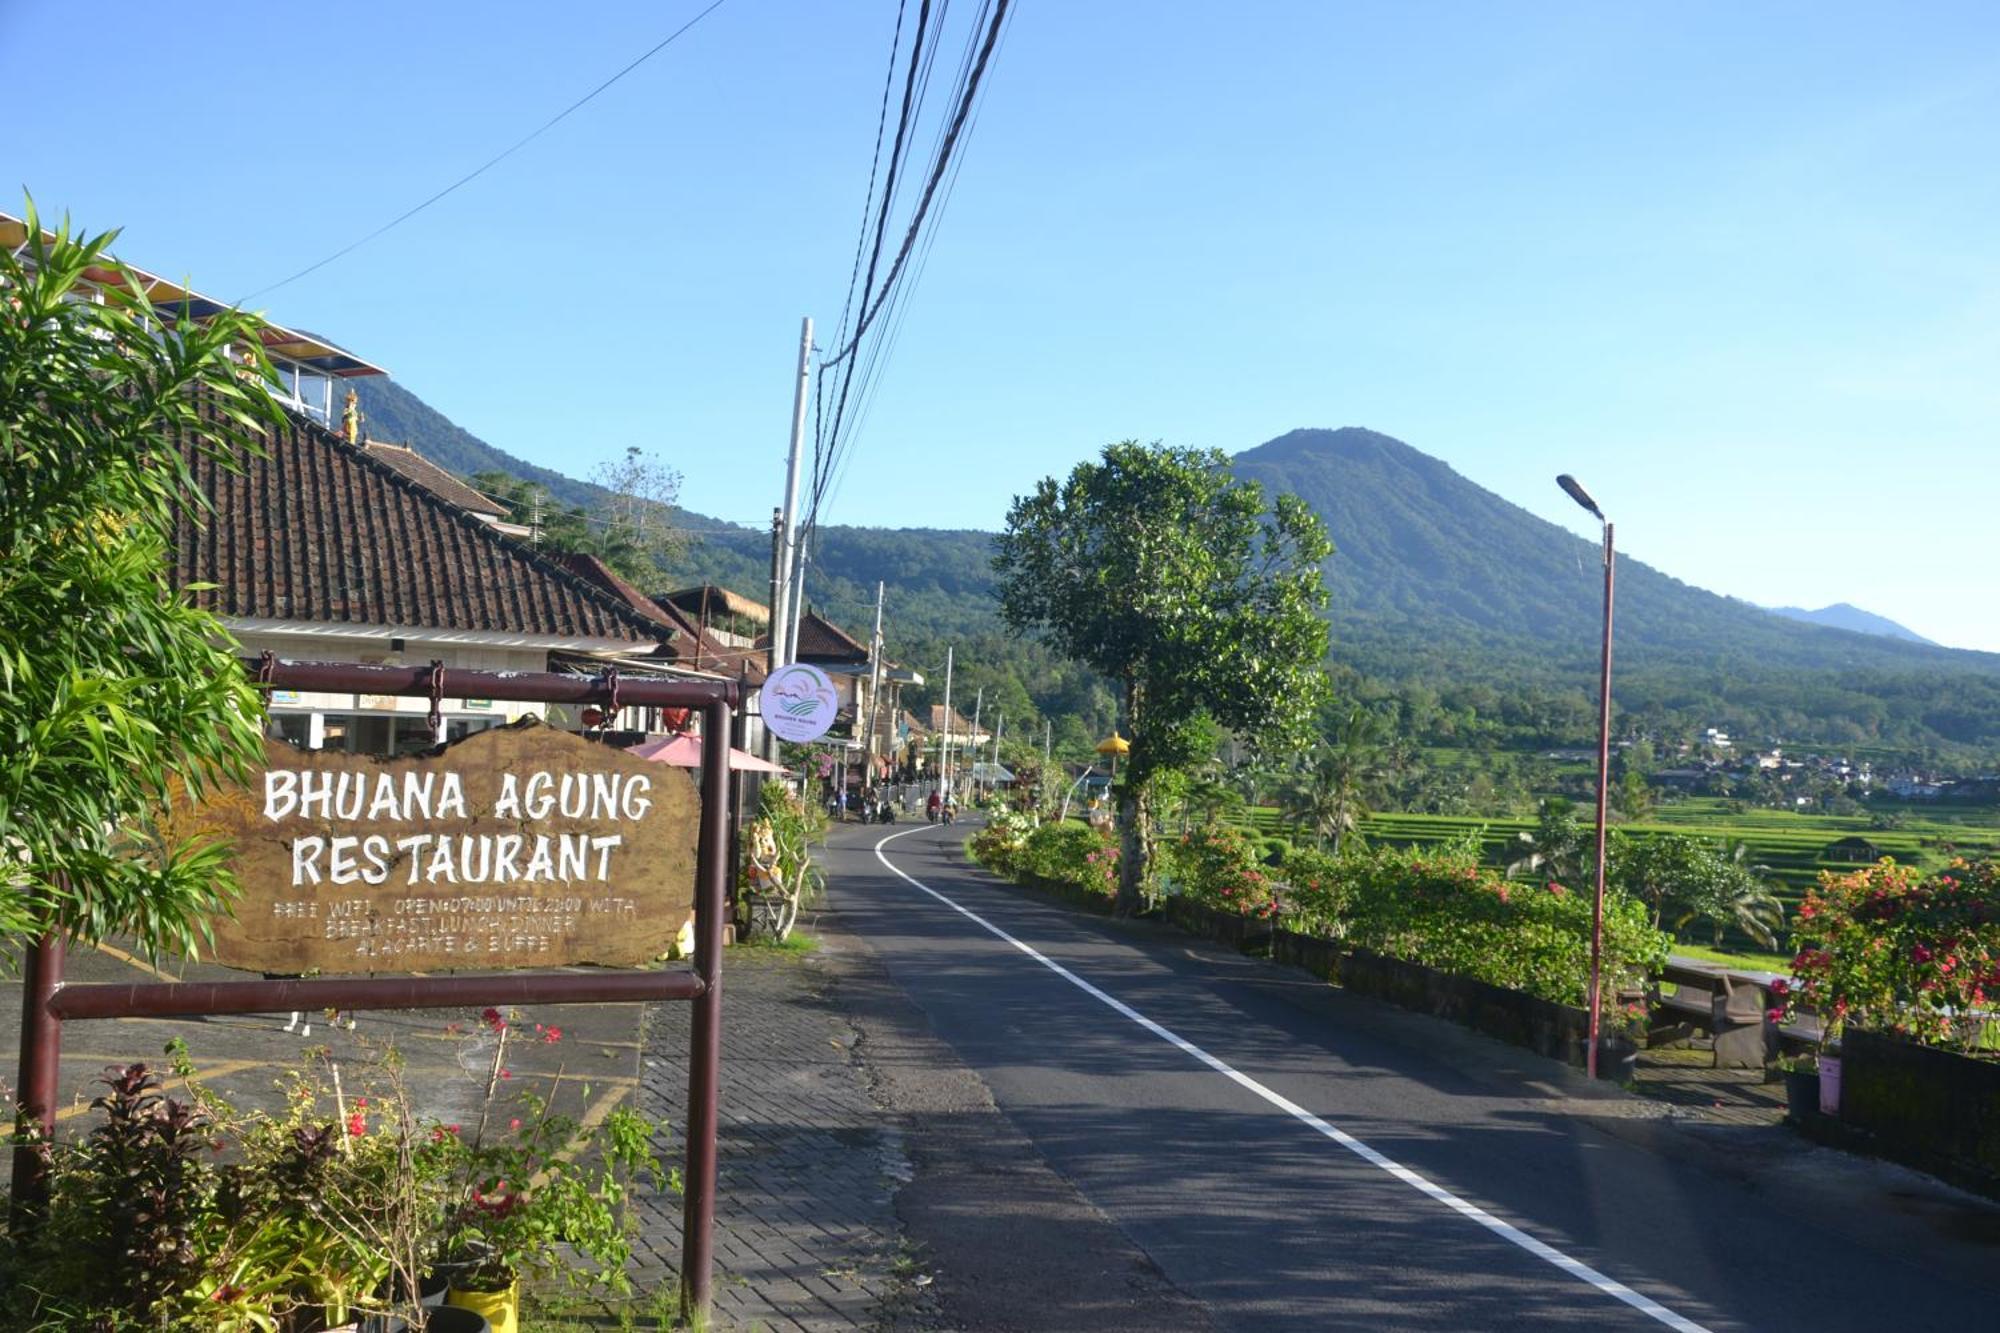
(6, 2), (1998, 648)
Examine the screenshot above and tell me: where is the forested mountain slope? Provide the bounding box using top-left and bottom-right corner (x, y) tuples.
(335, 375), (2000, 755)
(1233, 428), (2000, 749)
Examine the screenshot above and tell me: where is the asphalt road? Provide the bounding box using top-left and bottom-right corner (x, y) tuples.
(826, 818), (2000, 1333)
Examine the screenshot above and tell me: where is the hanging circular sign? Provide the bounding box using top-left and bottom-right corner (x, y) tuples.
(759, 662), (839, 743)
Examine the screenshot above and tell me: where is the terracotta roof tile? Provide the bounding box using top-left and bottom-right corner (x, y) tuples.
(174, 406), (666, 645)
(361, 443), (507, 516)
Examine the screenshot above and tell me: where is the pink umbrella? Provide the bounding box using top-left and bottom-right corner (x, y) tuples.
(628, 732), (790, 774)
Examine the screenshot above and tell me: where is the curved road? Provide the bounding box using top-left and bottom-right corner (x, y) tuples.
(822, 819), (2000, 1332)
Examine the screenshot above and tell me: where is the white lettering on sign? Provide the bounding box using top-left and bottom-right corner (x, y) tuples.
(263, 768), (652, 890)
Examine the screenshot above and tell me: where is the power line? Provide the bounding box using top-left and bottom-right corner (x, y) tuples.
(238, 0), (733, 304)
(804, 0), (1010, 543)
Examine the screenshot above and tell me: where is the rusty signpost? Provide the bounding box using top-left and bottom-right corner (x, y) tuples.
(9, 658), (738, 1322)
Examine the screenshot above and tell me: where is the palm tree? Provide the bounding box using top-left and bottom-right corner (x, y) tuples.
(1697, 840), (1785, 949)
(1506, 798), (1590, 887)
(1283, 707), (1390, 853)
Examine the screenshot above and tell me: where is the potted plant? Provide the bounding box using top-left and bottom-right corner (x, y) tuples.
(1773, 1051), (1821, 1122)
(429, 1010), (666, 1333)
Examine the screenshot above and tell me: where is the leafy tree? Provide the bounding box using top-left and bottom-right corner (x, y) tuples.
(1614, 768), (1655, 822)
(469, 446), (685, 586)
(1613, 833), (1786, 948)
(1506, 798), (1590, 887)
(994, 441), (1332, 913)
(0, 204), (280, 955)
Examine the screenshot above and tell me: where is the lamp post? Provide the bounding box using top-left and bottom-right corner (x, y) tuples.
(1558, 474), (1615, 1080)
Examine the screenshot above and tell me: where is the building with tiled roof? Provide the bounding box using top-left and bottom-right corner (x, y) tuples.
(361, 442), (508, 518)
(177, 401), (679, 753)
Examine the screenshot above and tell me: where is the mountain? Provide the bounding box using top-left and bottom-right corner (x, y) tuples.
(1768, 602), (1936, 646)
(330, 379), (2000, 756)
(1232, 427), (2000, 749)
(349, 377), (740, 533)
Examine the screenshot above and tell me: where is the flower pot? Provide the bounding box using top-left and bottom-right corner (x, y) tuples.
(424, 1307), (493, 1333)
(446, 1282), (516, 1333)
(1818, 1053), (1842, 1118)
(1784, 1068), (1821, 1122)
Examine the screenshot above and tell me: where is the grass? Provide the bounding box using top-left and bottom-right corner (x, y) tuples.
(732, 929), (819, 954)
(1664, 940), (1794, 973)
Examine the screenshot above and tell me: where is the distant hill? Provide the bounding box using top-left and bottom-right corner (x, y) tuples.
(331, 381), (2000, 755)
(1231, 427), (1986, 679)
(1768, 602), (1937, 646)
(349, 377), (740, 533)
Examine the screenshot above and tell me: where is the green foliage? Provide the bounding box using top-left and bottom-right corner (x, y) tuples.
(1010, 820), (1117, 896)
(1782, 859), (2000, 1052)
(1300, 841), (1670, 1014)
(994, 441), (1333, 911)
(1160, 826), (1279, 917)
(1281, 705), (1392, 852)
(968, 807), (1038, 876)
(470, 445), (686, 586)
(0, 202), (281, 957)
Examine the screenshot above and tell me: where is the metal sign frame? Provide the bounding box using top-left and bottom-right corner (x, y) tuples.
(9, 658), (737, 1321)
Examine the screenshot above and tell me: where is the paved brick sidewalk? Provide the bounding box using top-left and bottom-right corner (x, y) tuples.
(636, 945), (935, 1332)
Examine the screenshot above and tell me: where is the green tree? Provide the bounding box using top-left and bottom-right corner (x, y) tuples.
(469, 446), (685, 586)
(1506, 798), (1590, 887)
(993, 441), (1332, 913)
(1283, 706), (1392, 853)
(1, 204), (280, 955)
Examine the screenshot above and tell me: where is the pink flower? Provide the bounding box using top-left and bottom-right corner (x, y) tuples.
(1766, 1007), (1785, 1025)
(1912, 944), (1933, 964)
(509, 1117), (522, 1133)
(542, 1025), (562, 1044)
(482, 1007), (506, 1031)
(1768, 977), (1790, 998)
(1546, 881), (1566, 897)
(347, 1112), (367, 1136)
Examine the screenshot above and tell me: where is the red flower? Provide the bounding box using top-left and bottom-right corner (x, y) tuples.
(1912, 943), (1934, 964)
(1546, 881), (1566, 897)
(1766, 1007), (1785, 1025)
(542, 1025), (563, 1044)
(1768, 977), (1790, 998)
(347, 1112), (366, 1137)
(509, 1117), (522, 1133)
(482, 1007), (506, 1030)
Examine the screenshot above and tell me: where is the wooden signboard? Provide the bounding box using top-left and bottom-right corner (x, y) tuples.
(189, 720), (700, 973)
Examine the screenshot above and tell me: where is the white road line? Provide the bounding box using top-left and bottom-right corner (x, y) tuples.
(871, 826), (1712, 1333)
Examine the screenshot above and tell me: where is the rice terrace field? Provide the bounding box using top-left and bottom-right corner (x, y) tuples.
(1239, 799), (2000, 961)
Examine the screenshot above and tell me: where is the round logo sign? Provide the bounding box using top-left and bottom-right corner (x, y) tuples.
(759, 663), (839, 743)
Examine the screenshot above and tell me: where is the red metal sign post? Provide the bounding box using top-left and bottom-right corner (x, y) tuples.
(9, 659), (737, 1323)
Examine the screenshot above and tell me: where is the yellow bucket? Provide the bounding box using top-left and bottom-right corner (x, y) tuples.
(446, 1281), (519, 1333)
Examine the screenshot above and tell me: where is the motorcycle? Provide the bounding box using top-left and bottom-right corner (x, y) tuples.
(877, 802), (896, 825)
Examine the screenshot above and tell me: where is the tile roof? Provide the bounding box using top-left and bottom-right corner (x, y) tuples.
(759, 610), (870, 665)
(660, 584), (770, 625)
(174, 406), (668, 645)
(361, 443), (507, 516)
(557, 555), (767, 683)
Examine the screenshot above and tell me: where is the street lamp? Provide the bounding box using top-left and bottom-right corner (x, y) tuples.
(1557, 474), (1615, 1079)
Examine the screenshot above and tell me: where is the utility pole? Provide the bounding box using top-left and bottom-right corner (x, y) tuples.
(765, 508), (783, 677)
(1044, 719), (1053, 812)
(971, 688), (984, 805)
(939, 646), (954, 800)
(993, 711), (1004, 807)
(861, 581), (885, 807)
(771, 317), (811, 670)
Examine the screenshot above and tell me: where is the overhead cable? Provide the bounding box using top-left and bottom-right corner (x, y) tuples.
(238, 0), (733, 304)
